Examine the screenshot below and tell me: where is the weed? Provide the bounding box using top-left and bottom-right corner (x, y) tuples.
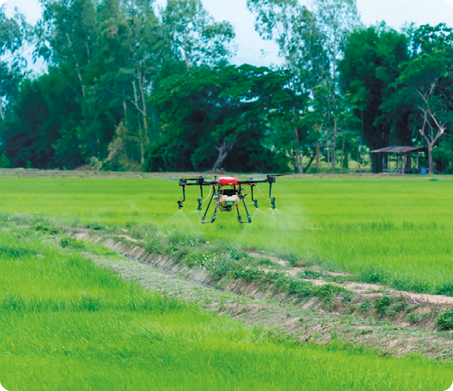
(342, 291), (354, 303)
(355, 329), (373, 336)
(358, 299), (372, 314)
(374, 296), (393, 316)
(405, 313), (429, 324)
(60, 236), (86, 250)
(436, 309), (453, 330)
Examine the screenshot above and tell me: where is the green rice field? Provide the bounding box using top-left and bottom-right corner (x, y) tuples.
(1, 176), (453, 292)
(1, 220), (453, 390)
(2, 175), (453, 390)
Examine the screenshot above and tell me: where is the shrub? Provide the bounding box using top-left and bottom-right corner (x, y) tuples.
(436, 309), (453, 330)
(0, 153), (10, 168)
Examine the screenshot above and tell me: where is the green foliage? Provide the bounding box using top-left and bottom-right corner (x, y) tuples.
(374, 296), (393, 316)
(59, 236), (86, 250)
(0, 153), (10, 168)
(358, 299), (372, 314)
(163, 0), (235, 68)
(147, 65), (294, 172)
(436, 309), (453, 330)
(340, 26), (409, 173)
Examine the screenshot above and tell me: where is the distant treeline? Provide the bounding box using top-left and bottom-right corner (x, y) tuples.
(0, 0), (453, 174)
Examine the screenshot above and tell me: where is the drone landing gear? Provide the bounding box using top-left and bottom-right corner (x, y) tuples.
(237, 188), (252, 224)
(201, 188), (218, 224)
(237, 197), (252, 224)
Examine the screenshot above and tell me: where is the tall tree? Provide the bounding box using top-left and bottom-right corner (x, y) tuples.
(312, 0), (360, 171)
(162, 0), (235, 70)
(97, 0), (165, 165)
(396, 52), (451, 174)
(247, 0), (326, 173)
(36, 0), (100, 156)
(340, 25), (409, 172)
(0, 10), (30, 122)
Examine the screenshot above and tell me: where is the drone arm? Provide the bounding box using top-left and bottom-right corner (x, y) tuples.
(238, 178), (269, 185)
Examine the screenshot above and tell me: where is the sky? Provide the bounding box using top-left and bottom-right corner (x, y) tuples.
(2, 0), (453, 70)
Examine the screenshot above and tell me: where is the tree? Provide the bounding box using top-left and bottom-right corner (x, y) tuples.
(96, 0), (165, 164)
(147, 65), (293, 172)
(162, 0), (235, 70)
(396, 52), (451, 174)
(312, 0), (360, 171)
(0, 10), (30, 122)
(247, 0), (326, 173)
(340, 25), (409, 172)
(36, 0), (101, 156)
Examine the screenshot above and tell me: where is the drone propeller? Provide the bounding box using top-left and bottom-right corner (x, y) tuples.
(161, 178), (180, 181)
(249, 174), (290, 177)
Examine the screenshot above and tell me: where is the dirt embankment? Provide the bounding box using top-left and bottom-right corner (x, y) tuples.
(71, 230), (453, 360)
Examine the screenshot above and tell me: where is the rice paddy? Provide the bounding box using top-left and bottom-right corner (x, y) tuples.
(1, 174), (453, 390)
(1, 176), (453, 292)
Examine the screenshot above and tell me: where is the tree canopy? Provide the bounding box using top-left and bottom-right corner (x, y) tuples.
(1, 0), (453, 174)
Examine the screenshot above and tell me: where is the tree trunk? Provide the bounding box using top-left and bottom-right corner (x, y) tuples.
(304, 153), (316, 173)
(213, 140), (236, 171)
(316, 140), (320, 172)
(331, 118), (337, 172)
(0, 100), (4, 121)
(292, 107), (303, 174)
(428, 146), (434, 175)
(341, 134), (345, 172)
(184, 32), (190, 71)
(371, 152), (384, 173)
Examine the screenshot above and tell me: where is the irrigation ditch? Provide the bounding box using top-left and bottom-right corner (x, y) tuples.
(3, 213), (453, 360)
(57, 228), (453, 361)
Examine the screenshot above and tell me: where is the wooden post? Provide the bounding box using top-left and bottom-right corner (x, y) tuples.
(416, 153), (419, 170)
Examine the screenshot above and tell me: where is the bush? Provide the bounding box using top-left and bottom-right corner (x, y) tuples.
(436, 309), (453, 330)
(0, 153), (10, 168)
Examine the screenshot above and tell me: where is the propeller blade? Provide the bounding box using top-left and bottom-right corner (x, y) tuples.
(161, 178), (180, 181)
(248, 174), (290, 177)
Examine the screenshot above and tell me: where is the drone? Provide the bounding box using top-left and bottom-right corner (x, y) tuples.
(177, 175), (278, 224)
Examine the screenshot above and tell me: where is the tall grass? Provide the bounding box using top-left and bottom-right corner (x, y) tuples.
(2, 231), (453, 390)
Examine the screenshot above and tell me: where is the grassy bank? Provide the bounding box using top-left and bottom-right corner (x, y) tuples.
(1, 227), (453, 390)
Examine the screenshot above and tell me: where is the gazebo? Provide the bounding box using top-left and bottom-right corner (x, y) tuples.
(371, 146), (428, 174)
